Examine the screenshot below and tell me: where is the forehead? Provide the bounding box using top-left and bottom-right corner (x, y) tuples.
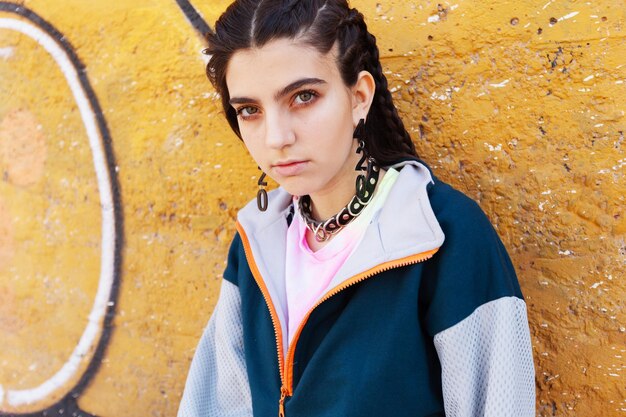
(226, 38), (341, 98)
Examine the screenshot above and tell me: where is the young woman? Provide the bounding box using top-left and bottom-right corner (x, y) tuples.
(178, 1), (535, 416)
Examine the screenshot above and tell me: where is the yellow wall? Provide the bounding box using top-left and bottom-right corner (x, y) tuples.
(0, 0), (623, 415)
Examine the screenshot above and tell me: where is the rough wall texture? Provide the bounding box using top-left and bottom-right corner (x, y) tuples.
(0, 0), (624, 416)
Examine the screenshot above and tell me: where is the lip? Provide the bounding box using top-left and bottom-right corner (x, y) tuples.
(271, 160), (308, 177)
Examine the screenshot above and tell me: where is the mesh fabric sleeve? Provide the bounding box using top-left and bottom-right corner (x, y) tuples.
(177, 279), (252, 417)
(422, 182), (536, 416)
(433, 297), (535, 416)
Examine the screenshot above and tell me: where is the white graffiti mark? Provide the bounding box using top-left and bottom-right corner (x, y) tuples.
(0, 46), (13, 59)
(489, 79), (510, 88)
(558, 11), (579, 22)
(0, 17), (116, 408)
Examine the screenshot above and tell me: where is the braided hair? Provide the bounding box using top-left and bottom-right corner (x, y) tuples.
(205, 0), (419, 165)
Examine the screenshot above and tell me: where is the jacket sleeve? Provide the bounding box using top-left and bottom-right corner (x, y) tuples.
(433, 296), (535, 416)
(422, 183), (536, 416)
(177, 279), (253, 417)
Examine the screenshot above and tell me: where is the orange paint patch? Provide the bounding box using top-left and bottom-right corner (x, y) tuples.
(0, 109), (47, 187)
(0, 200), (13, 271)
(0, 284), (21, 333)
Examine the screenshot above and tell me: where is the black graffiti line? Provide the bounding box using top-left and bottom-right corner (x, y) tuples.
(174, 0), (213, 39)
(0, 2), (124, 417)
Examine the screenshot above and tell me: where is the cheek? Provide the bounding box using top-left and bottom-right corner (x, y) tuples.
(304, 94), (353, 142)
(319, 110), (354, 151)
(242, 138), (262, 163)
(242, 140), (275, 177)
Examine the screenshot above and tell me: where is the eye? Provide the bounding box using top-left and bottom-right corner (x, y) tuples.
(236, 106), (259, 119)
(293, 90), (317, 105)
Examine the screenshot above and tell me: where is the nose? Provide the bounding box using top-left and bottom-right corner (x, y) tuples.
(264, 110), (295, 149)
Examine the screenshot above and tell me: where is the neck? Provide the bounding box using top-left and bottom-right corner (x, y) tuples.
(308, 172), (360, 220)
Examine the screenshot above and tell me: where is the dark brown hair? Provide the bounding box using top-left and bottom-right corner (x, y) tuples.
(205, 0), (418, 165)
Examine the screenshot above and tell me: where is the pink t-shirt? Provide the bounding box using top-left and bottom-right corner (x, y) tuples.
(284, 168), (399, 346)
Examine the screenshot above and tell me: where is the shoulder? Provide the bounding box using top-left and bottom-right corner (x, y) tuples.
(427, 175), (501, 250)
(425, 171), (515, 273)
(418, 170), (524, 335)
(388, 159), (494, 242)
(392, 159), (499, 250)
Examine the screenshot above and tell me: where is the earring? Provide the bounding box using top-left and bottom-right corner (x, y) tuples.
(354, 118), (367, 172)
(353, 118), (366, 142)
(353, 118), (375, 200)
(256, 167), (268, 212)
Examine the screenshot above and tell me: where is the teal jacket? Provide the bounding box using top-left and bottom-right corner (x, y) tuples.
(178, 161), (536, 417)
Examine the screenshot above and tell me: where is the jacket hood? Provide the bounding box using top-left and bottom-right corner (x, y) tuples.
(236, 160), (445, 353)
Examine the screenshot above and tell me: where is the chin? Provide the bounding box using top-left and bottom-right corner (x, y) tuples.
(274, 177), (316, 198)
(277, 184), (308, 198)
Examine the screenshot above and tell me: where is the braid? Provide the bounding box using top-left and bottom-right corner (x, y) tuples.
(337, 7), (360, 30)
(363, 31), (417, 158)
(336, 9), (418, 164)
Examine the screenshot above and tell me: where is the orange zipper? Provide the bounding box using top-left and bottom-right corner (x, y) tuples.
(236, 221), (439, 416)
(236, 222), (287, 386)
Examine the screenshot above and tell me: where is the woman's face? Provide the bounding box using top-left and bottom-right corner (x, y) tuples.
(225, 38), (365, 199)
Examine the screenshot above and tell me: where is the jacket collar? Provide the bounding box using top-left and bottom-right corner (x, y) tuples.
(236, 161), (445, 338)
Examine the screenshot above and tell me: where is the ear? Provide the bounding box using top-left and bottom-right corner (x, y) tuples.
(351, 70), (376, 126)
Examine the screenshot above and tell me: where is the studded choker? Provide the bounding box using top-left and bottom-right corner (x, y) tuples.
(298, 157), (380, 242)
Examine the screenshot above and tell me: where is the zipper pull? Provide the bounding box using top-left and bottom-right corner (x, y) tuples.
(278, 386), (288, 417)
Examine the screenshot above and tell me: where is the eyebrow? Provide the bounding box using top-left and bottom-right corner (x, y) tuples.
(229, 77), (327, 106)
